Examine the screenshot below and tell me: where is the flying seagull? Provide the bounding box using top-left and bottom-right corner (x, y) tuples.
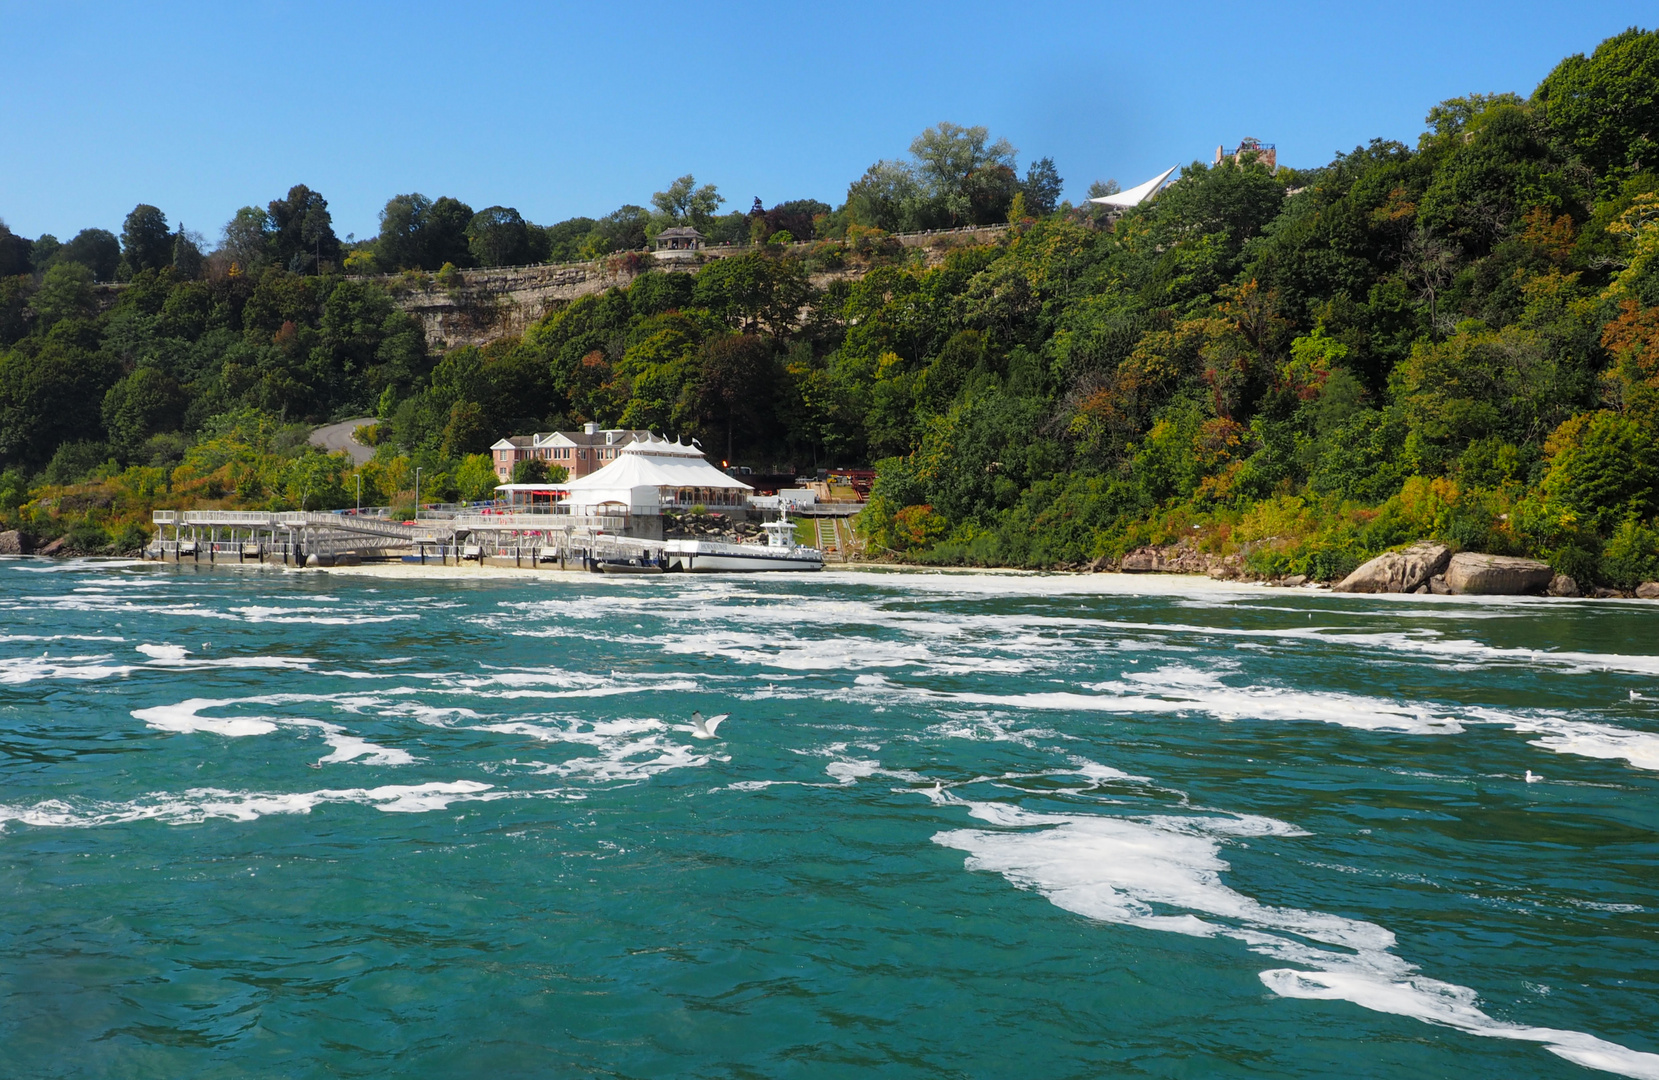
(690, 711), (729, 740)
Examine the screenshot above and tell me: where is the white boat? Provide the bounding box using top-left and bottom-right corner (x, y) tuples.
(665, 513), (824, 572)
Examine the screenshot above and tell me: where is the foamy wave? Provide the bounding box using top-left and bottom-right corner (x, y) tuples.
(849, 666), (1464, 735)
(0, 781), (494, 829)
(132, 694), (414, 765)
(479, 715), (720, 785)
(936, 801), (1659, 1079)
(0, 654), (135, 684)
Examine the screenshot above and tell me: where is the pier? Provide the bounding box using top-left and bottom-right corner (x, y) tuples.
(147, 509), (653, 568)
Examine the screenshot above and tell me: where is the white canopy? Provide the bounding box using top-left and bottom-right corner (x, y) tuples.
(561, 436), (752, 514)
(1089, 165), (1179, 208)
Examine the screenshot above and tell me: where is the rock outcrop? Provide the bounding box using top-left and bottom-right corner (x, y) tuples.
(0, 530), (31, 555)
(1331, 543), (1451, 593)
(1548, 574), (1580, 598)
(1636, 582), (1659, 600)
(1116, 543), (1242, 577)
(1444, 553), (1553, 595)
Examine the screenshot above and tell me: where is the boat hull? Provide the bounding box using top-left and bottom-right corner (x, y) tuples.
(666, 541), (823, 572)
(675, 553), (823, 572)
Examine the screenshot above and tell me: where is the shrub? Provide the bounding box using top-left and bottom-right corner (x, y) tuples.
(110, 522), (149, 553)
(1600, 518), (1659, 588)
(1541, 410), (1659, 534)
(64, 521), (111, 553)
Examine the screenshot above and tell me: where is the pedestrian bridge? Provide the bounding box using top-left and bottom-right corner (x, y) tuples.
(149, 509), (631, 565)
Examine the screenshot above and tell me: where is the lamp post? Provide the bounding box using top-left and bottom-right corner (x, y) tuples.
(414, 468), (422, 523)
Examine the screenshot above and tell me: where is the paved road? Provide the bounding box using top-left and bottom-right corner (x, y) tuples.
(308, 418), (377, 465)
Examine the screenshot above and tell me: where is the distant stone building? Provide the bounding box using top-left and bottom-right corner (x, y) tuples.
(652, 226), (704, 253)
(490, 424), (656, 482)
(1214, 137), (1276, 171)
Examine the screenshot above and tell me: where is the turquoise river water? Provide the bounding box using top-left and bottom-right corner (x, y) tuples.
(1, 558), (1656, 1078)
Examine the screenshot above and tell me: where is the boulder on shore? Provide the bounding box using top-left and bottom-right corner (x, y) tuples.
(1120, 550), (1159, 572)
(1548, 574), (1580, 598)
(1444, 552), (1553, 595)
(1331, 542), (1450, 593)
(1636, 582), (1659, 600)
(0, 530), (31, 555)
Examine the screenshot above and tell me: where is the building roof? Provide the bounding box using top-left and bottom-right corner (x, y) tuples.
(1089, 165), (1179, 208)
(490, 434), (542, 450)
(545, 428), (654, 448)
(562, 437), (754, 494)
(655, 226), (705, 239)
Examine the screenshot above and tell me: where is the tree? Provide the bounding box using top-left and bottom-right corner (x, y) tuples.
(103, 367), (187, 457)
(172, 228), (205, 280)
(1534, 27), (1659, 184)
(466, 206), (532, 267)
(543, 216), (598, 262)
(121, 204), (172, 276)
(58, 229), (120, 282)
(375, 193), (476, 271)
(427, 197), (477, 268)
(512, 458), (549, 484)
(218, 207), (271, 273)
(377, 193), (432, 272)
(693, 334), (779, 463)
(581, 205), (651, 257)
(0, 340), (120, 467)
(909, 122), (1018, 224)
(846, 160), (926, 232)
(455, 453), (500, 502)
(0, 221), (30, 277)
(266, 185), (341, 274)
(32, 262), (95, 325)
(1541, 410), (1659, 534)
(763, 199), (831, 242)
(651, 175), (724, 227)
(1022, 157), (1064, 216)
(692, 252), (811, 335)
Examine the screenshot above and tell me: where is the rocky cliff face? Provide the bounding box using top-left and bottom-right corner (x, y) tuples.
(371, 226), (1013, 350)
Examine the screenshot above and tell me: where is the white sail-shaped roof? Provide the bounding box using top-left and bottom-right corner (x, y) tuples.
(1089, 165), (1179, 208)
(559, 435), (752, 515)
(562, 437), (753, 494)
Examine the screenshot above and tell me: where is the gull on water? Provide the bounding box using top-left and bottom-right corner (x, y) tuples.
(1525, 770), (1542, 783)
(690, 711), (729, 740)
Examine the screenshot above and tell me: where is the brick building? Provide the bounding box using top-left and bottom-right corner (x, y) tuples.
(490, 423), (655, 482)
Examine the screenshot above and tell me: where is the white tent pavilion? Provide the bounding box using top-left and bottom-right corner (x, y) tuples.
(1089, 165), (1179, 209)
(560, 435), (753, 516)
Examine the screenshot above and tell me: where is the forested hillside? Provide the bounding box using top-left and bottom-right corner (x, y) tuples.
(3, 30), (1659, 587)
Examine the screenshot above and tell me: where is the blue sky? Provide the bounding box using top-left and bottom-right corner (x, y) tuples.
(1, 1), (1652, 243)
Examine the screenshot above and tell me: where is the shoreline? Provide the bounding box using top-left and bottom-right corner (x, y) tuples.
(13, 553), (1654, 604)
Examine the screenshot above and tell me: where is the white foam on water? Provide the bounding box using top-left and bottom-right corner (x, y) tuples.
(0, 634), (125, 643)
(663, 629), (939, 671)
(478, 715), (719, 786)
(131, 694), (414, 763)
(225, 604), (417, 625)
(1305, 631), (1659, 678)
(1069, 757), (1154, 785)
(0, 781), (495, 829)
(825, 758), (881, 785)
(133, 698), (280, 737)
(0, 654), (135, 684)
(846, 666), (1463, 736)
(133, 641), (317, 672)
(1467, 709), (1659, 773)
(935, 800), (1659, 1079)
